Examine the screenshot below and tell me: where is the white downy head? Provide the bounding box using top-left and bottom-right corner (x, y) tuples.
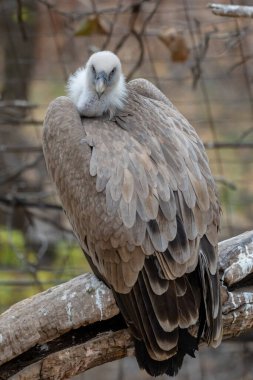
(67, 51), (127, 118)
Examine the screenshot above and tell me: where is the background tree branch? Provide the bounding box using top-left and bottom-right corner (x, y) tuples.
(208, 4), (253, 18)
(1, 230), (253, 379)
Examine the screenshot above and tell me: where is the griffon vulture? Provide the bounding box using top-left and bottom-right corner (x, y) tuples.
(43, 51), (222, 377)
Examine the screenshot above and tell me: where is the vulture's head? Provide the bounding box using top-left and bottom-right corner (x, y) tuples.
(86, 51), (123, 99)
(67, 51), (127, 118)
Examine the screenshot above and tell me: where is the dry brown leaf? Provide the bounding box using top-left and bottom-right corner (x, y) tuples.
(158, 28), (189, 62)
(75, 15), (108, 37)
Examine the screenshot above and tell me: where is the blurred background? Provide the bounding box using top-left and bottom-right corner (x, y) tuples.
(0, 0), (253, 379)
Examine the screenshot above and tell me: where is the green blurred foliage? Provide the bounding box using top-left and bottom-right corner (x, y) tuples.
(0, 227), (90, 313)
(11, 5), (34, 24)
(0, 228), (23, 267)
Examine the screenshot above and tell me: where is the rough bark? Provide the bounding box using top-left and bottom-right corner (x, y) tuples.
(1, 231), (253, 379)
(208, 3), (253, 18)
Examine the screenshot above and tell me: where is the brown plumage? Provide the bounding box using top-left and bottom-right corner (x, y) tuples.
(43, 77), (222, 377)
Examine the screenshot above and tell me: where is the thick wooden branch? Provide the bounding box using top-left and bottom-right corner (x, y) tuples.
(1, 231), (253, 379)
(208, 3), (253, 18)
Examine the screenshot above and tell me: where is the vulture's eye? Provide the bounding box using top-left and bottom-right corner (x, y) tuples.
(91, 65), (96, 75)
(109, 67), (116, 79)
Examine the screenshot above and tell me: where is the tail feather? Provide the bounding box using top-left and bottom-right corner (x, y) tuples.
(134, 329), (198, 377)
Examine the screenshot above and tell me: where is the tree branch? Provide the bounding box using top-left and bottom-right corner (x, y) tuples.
(208, 4), (253, 18)
(1, 231), (253, 379)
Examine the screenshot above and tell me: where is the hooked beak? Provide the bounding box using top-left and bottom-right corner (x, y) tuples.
(95, 71), (108, 99)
